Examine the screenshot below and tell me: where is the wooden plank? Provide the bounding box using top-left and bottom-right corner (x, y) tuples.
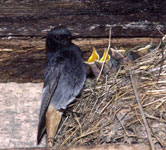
(0, 0), (165, 38)
(0, 37), (160, 83)
(4, 144), (150, 150)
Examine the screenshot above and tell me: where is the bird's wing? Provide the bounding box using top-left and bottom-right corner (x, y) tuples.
(37, 56), (65, 144)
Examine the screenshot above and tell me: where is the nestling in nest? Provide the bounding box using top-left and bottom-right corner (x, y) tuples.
(54, 37), (166, 150)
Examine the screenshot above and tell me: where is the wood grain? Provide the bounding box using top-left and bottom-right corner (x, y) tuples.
(0, 0), (165, 38)
(3, 144), (150, 150)
(0, 37), (160, 82)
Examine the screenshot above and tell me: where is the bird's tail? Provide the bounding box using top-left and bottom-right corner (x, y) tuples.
(46, 26), (72, 51)
(46, 105), (62, 147)
(37, 114), (46, 145)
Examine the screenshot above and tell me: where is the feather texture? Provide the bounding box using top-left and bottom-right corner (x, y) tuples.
(37, 26), (86, 145)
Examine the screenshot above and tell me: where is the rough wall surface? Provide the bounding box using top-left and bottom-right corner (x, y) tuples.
(0, 0), (165, 38)
(0, 83), (45, 148)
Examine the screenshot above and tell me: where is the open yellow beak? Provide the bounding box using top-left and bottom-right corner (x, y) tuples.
(85, 47), (100, 77)
(99, 48), (110, 62)
(86, 47), (100, 63)
(95, 48), (112, 75)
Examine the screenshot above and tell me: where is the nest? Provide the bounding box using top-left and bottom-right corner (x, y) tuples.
(55, 38), (166, 149)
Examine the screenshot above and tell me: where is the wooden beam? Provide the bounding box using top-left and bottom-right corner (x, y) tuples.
(0, 0), (165, 38)
(0, 37), (160, 83)
(3, 144), (150, 150)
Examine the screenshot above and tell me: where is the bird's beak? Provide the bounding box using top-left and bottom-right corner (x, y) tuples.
(84, 47), (100, 77)
(99, 48), (110, 62)
(87, 47), (100, 63)
(137, 42), (152, 56)
(95, 48), (112, 74)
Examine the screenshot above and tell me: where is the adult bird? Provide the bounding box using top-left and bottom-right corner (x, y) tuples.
(37, 26), (86, 147)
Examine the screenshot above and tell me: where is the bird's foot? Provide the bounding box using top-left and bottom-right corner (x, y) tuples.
(47, 137), (54, 148)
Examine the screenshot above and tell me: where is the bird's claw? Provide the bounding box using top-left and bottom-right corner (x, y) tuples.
(47, 137), (54, 148)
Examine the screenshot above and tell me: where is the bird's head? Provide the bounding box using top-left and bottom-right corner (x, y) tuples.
(46, 26), (72, 51)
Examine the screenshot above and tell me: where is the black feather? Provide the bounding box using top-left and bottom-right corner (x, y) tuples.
(37, 57), (65, 144)
(46, 26), (71, 52)
(37, 26), (86, 145)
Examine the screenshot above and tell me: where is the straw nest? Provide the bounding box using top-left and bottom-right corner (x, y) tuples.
(55, 37), (166, 149)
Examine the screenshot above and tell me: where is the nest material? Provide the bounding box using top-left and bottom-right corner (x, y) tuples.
(55, 40), (166, 149)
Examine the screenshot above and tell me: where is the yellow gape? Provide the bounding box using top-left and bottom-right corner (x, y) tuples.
(85, 47), (100, 77)
(95, 48), (111, 75)
(100, 48), (110, 62)
(87, 47), (100, 63)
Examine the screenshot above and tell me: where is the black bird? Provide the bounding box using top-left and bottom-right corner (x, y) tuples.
(37, 26), (86, 147)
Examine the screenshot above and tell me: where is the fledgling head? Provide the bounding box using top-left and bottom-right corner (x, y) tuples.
(46, 26), (72, 51)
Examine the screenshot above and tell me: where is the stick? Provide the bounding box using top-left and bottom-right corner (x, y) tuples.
(129, 72), (155, 150)
(97, 27), (112, 81)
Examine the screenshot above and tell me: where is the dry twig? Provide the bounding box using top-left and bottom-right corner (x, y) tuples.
(130, 72), (155, 150)
(97, 27), (112, 81)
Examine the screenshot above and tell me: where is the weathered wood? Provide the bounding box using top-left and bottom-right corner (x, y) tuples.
(0, 37), (160, 83)
(3, 144), (150, 150)
(0, 0), (165, 38)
